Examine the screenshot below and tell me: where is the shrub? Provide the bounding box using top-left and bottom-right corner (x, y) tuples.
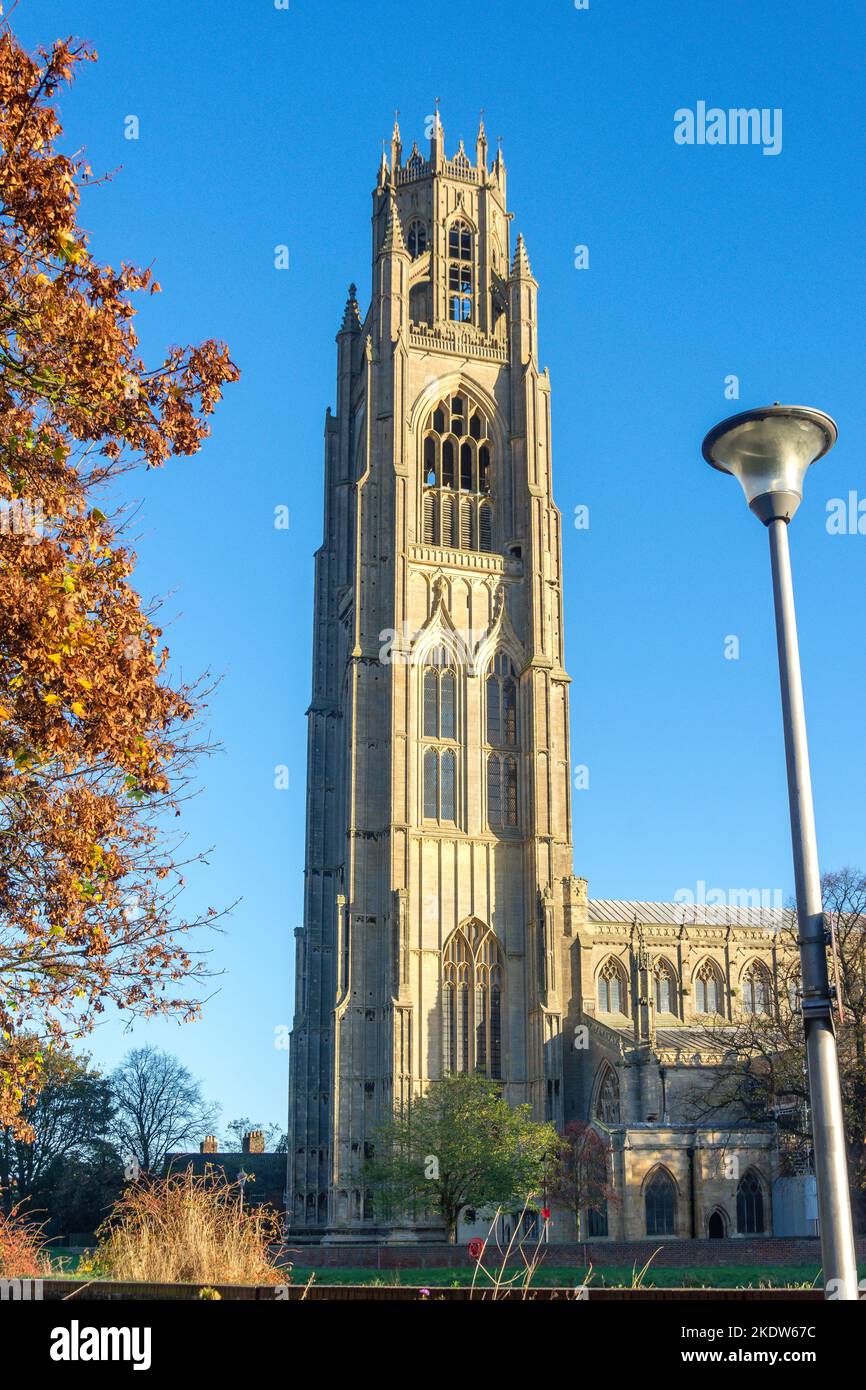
(95, 1166), (283, 1286)
(0, 1202), (46, 1278)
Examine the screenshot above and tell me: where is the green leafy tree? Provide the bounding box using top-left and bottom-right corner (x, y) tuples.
(366, 1073), (559, 1242)
(38, 1140), (125, 1239)
(0, 1048), (114, 1215)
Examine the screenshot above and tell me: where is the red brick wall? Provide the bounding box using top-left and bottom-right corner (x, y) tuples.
(284, 1237), (864, 1269)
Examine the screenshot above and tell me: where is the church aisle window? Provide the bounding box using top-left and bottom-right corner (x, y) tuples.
(742, 960), (771, 1015)
(645, 1168), (676, 1236)
(654, 958), (678, 1015)
(736, 1170), (765, 1234)
(694, 959), (725, 1015)
(586, 1204), (608, 1237)
(442, 923), (503, 1078)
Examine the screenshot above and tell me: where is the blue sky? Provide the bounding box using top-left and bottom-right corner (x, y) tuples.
(14, 0), (866, 1129)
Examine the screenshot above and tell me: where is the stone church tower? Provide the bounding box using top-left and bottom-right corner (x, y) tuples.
(287, 113), (584, 1240)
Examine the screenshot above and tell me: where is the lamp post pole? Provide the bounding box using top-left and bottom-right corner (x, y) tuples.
(702, 404), (859, 1300)
(767, 516), (858, 1300)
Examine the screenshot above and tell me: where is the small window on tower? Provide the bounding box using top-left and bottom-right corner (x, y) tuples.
(447, 222), (473, 322)
(407, 220), (427, 258)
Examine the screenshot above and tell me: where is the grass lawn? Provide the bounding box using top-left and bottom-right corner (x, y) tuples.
(287, 1264), (828, 1289)
(48, 1246), (857, 1289)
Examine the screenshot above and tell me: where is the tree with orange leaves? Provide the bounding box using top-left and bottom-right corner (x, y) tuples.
(0, 15), (239, 1134)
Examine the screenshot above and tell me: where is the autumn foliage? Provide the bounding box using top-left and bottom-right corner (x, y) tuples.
(0, 19), (238, 1133)
(94, 1168), (283, 1287)
(0, 1199), (45, 1277)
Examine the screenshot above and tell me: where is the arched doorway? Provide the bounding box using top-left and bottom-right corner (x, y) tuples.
(707, 1209), (726, 1239)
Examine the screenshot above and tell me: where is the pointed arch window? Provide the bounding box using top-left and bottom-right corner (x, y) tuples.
(654, 959), (678, 1016)
(443, 923), (503, 1078)
(407, 219), (427, 258)
(586, 1203), (608, 1237)
(694, 959), (725, 1016)
(594, 1065), (621, 1125)
(736, 1170), (765, 1234)
(645, 1168), (676, 1236)
(742, 961), (771, 1015)
(487, 653), (517, 747)
(421, 394), (494, 553)
(448, 220), (473, 322)
(422, 650), (457, 824)
(598, 957), (628, 1015)
(487, 753), (517, 832)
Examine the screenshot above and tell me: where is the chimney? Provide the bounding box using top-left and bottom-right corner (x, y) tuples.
(200, 1135), (219, 1154)
(242, 1129), (265, 1154)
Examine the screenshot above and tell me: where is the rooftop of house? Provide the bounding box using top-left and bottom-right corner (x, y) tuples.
(164, 1131), (286, 1208)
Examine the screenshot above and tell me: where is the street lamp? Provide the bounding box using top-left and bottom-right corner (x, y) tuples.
(702, 404), (858, 1301)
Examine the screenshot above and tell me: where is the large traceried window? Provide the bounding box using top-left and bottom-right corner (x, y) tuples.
(742, 961), (771, 1015)
(447, 219), (473, 321)
(422, 649), (457, 824)
(597, 957), (628, 1015)
(694, 959), (725, 1016)
(443, 921), (503, 1078)
(422, 394), (493, 553)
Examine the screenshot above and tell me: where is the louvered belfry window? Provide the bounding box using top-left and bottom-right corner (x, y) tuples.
(421, 394), (493, 553)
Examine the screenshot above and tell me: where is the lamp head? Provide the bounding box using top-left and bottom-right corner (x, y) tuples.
(702, 404), (837, 523)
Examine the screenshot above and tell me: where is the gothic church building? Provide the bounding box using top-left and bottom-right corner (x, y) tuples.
(287, 116), (789, 1244)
